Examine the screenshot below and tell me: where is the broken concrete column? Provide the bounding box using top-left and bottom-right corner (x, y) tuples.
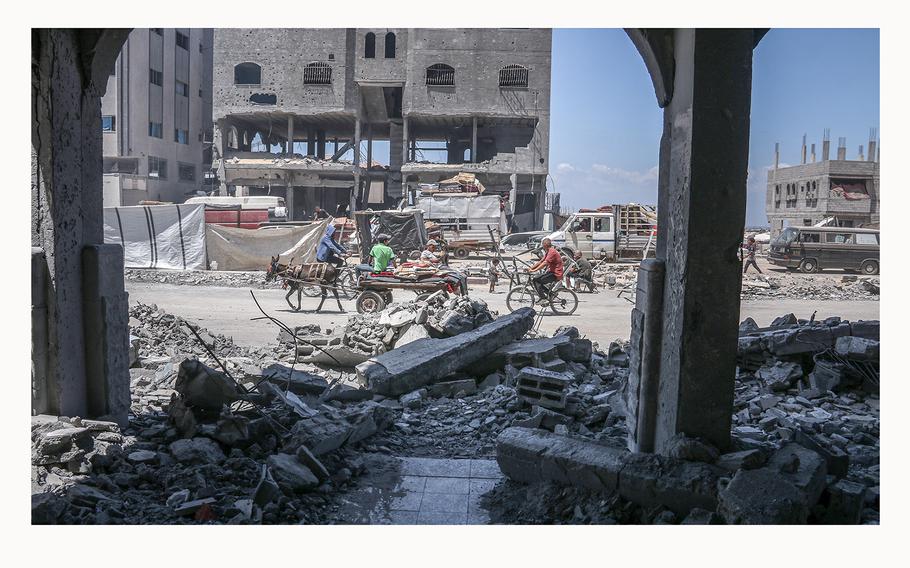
(82, 244), (131, 426)
(650, 30), (756, 453)
(626, 258), (665, 453)
(357, 307), (535, 397)
(32, 29), (130, 423)
(496, 427), (723, 516)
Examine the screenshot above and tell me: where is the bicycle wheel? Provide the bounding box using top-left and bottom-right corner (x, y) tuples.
(549, 287), (579, 315)
(506, 285), (537, 313)
(337, 270), (358, 300)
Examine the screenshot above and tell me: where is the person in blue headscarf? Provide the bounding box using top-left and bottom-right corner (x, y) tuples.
(316, 223), (347, 267)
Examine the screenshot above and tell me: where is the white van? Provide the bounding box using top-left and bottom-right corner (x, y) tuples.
(547, 204), (657, 260)
(547, 212), (616, 260)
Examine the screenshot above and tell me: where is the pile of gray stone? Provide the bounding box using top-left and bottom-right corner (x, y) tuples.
(741, 273), (879, 301)
(125, 268), (281, 289)
(290, 292), (496, 364)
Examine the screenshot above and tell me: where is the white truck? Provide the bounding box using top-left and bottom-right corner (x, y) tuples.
(545, 204), (657, 261)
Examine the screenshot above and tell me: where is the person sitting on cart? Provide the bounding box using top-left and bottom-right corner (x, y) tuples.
(316, 224), (348, 268)
(566, 251), (593, 290)
(421, 240), (442, 265)
(526, 237), (564, 304)
(370, 233), (395, 273)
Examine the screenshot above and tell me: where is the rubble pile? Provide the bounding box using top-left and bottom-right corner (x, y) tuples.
(292, 292), (496, 362)
(588, 263), (879, 301)
(729, 314), (880, 522)
(368, 329), (630, 458)
(125, 268), (281, 289)
(741, 273), (879, 301)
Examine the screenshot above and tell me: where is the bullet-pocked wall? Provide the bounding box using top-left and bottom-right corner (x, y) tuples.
(213, 28), (357, 119)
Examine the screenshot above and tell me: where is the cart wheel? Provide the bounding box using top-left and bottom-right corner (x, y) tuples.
(454, 247), (469, 259)
(301, 283), (322, 297)
(337, 270), (358, 300)
(381, 290), (394, 305)
(356, 290), (386, 314)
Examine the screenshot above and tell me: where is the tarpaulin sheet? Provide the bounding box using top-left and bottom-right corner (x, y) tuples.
(355, 210), (427, 262)
(104, 204), (207, 270)
(205, 219), (329, 271)
(416, 195), (501, 220)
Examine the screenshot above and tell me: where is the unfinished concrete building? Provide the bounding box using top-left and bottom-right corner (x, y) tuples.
(766, 130), (880, 238)
(101, 28), (214, 206)
(212, 29), (551, 231)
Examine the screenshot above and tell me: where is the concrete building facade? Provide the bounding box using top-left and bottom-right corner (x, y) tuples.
(101, 28), (214, 206)
(212, 28), (551, 231)
(766, 132), (880, 238)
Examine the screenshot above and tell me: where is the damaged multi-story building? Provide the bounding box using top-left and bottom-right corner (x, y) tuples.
(101, 28), (215, 206)
(212, 29), (551, 230)
(766, 130), (880, 238)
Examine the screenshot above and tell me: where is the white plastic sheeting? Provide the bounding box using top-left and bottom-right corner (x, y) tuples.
(104, 204), (207, 270)
(205, 219), (329, 271)
(415, 195), (506, 237)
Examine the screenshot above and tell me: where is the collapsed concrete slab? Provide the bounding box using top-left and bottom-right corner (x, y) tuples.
(356, 307), (535, 397)
(496, 427), (723, 516)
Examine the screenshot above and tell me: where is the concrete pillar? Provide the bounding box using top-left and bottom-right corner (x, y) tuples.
(307, 126), (316, 157)
(31, 29), (130, 424)
(317, 129), (326, 160)
(367, 123), (373, 168)
(626, 259), (665, 453)
(214, 119), (228, 195)
(650, 29), (755, 453)
(353, 117), (362, 208)
(82, 245), (130, 425)
(402, 116), (409, 164)
(287, 115), (294, 155)
(472, 116), (478, 163)
(32, 247), (49, 414)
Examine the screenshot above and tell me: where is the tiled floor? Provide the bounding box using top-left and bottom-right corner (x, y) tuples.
(336, 456), (504, 525)
(390, 458), (504, 524)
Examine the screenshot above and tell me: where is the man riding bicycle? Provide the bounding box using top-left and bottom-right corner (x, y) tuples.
(526, 237), (564, 305)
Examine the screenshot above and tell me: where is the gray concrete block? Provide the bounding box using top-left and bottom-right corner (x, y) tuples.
(719, 468), (809, 524)
(358, 307), (535, 396)
(768, 443), (828, 508)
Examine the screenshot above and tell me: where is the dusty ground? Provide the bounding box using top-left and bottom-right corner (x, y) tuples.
(125, 280), (880, 347)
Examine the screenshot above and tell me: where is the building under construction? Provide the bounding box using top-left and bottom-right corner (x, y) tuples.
(766, 129), (880, 238)
(212, 29), (552, 231)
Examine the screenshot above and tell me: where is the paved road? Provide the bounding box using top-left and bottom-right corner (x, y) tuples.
(126, 281), (879, 347)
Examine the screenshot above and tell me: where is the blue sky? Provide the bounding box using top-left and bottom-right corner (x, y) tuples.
(549, 28), (880, 226)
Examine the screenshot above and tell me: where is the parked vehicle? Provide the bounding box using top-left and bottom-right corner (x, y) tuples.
(545, 204), (657, 261)
(185, 195), (287, 229)
(768, 226), (880, 275)
(499, 231), (549, 250)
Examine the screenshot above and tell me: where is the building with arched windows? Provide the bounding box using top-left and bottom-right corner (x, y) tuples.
(212, 28), (551, 230)
(766, 131), (880, 238)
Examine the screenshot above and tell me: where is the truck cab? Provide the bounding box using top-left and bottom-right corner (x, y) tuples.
(546, 212), (616, 260)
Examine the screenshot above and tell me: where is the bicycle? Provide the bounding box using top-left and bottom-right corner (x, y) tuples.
(506, 271), (579, 315)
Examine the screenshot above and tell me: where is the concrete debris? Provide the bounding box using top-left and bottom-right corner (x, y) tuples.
(496, 427), (722, 516)
(174, 359), (243, 412)
(125, 268), (282, 289)
(295, 293), (498, 364)
(592, 263), (879, 301)
(356, 307), (535, 396)
(35, 292), (879, 525)
(515, 367), (572, 410)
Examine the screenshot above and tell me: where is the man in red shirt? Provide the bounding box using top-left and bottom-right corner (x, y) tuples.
(527, 237), (564, 303)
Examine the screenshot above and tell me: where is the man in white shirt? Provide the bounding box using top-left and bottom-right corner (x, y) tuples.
(420, 240), (442, 265)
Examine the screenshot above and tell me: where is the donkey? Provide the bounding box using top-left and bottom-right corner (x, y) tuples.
(266, 255), (344, 312)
